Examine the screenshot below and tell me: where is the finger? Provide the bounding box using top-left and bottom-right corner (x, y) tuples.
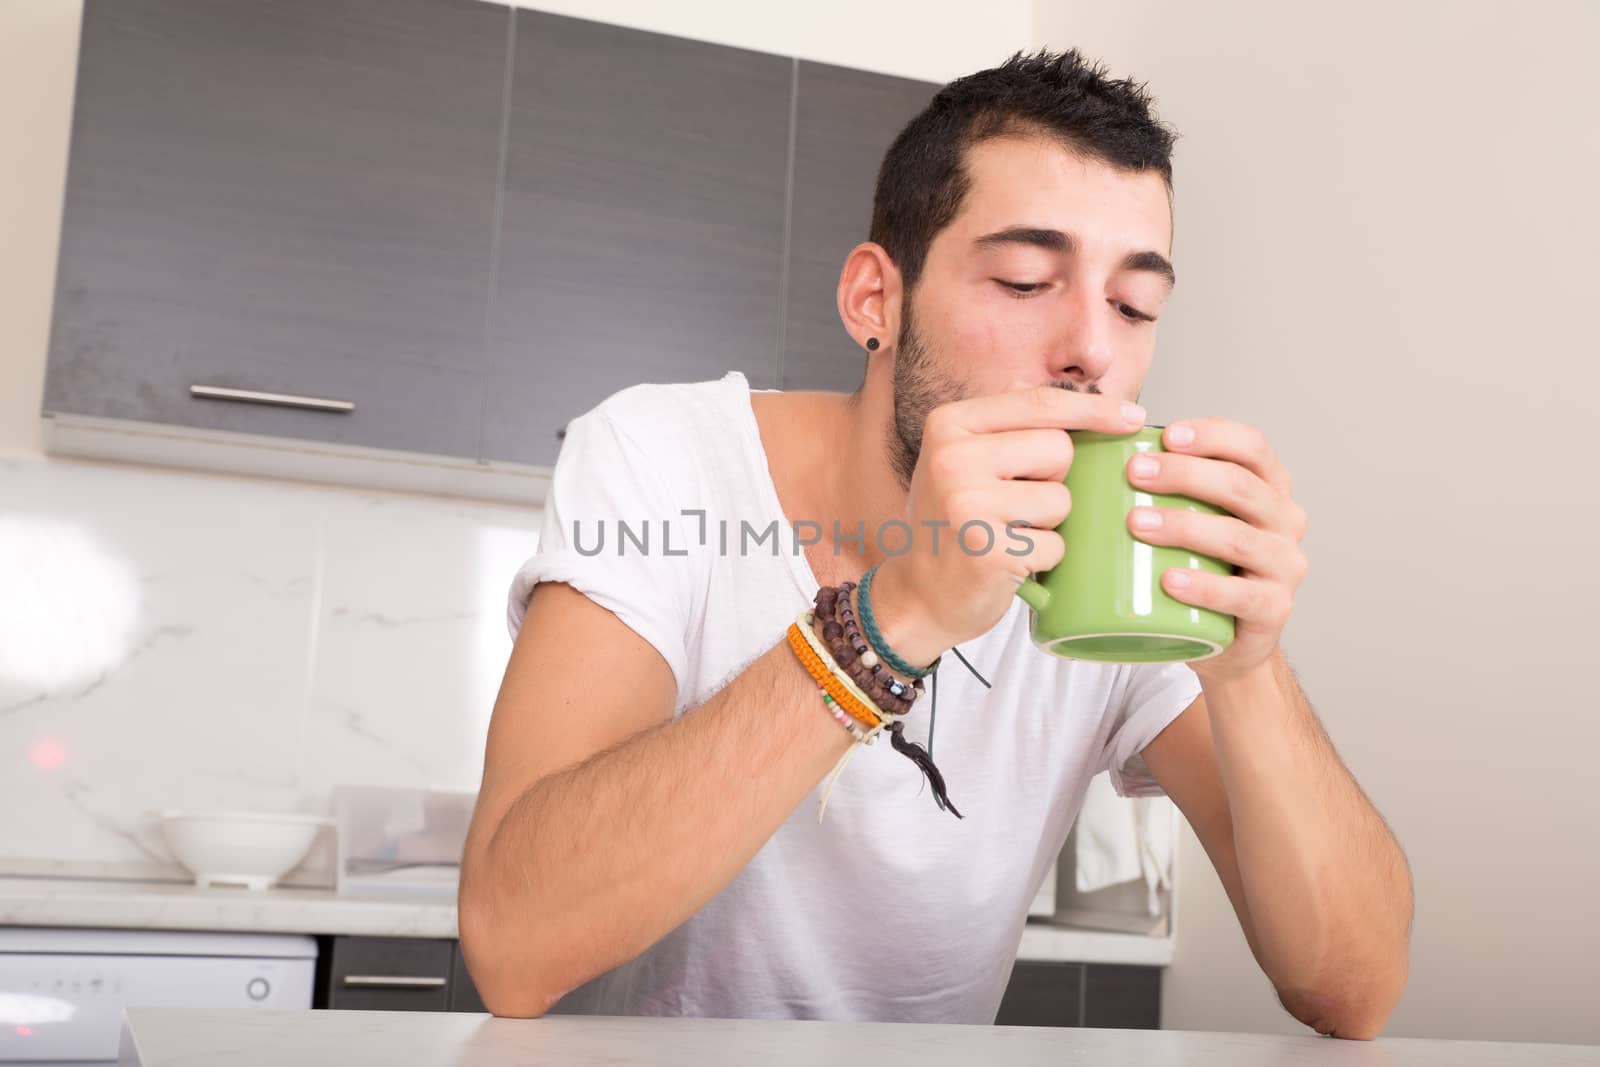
(1126, 451), (1291, 535)
(938, 481), (1071, 543)
(1161, 567), (1292, 630)
(984, 478), (1073, 531)
(1163, 418), (1292, 496)
(942, 384), (1146, 436)
(962, 426), (1076, 482)
(1002, 526), (1065, 577)
(1128, 508), (1302, 584)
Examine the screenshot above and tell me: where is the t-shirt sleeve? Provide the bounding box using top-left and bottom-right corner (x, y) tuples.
(1102, 660), (1204, 798)
(505, 407), (694, 697)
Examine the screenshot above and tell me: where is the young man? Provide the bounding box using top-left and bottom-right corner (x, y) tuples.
(459, 49), (1412, 1038)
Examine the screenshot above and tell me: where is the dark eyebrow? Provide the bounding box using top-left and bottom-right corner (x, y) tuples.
(1121, 249), (1176, 290)
(972, 226), (1069, 253)
(972, 226), (1176, 290)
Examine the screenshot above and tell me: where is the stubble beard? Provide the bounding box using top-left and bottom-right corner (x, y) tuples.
(887, 300), (1101, 490)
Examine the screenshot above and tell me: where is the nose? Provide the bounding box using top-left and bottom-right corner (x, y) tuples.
(1047, 281), (1116, 388)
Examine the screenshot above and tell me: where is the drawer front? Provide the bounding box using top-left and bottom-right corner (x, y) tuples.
(326, 937), (453, 1012)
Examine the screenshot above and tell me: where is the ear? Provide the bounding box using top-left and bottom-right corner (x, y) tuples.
(835, 242), (904, 353)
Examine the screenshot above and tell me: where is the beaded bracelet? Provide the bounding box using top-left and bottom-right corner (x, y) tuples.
(814, 589), (917, 715)
(818, 689), (872, 743)
(857, 564), (939, 680)
(789, 582), (964, 821)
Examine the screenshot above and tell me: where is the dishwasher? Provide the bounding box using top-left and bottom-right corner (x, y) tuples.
(0, 927), (316, 1066)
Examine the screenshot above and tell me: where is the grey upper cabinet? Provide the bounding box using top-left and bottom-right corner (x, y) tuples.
(480, 11), (792, 468)
(44, 0), (508, 459)
(781, 62), (937, 393)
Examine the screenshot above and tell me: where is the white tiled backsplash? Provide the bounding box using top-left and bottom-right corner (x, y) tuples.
(0, 455), (542, 886)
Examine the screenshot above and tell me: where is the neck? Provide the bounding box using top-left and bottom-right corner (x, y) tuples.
(753, 362), (907, 581)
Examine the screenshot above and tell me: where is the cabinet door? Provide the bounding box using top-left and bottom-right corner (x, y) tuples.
(994, 961), (1084, 1027)
(781, 62), (937, 393)
(45, 0), (507, 459)
(481, 11), (791, 468)
(448, 941), (487, 1013)
(326, 937), (453, 1012)
(1083, 963), (1162, 1029)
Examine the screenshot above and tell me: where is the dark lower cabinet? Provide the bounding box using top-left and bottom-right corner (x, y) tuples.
(317, 935), (1159, 1026)
(449, 941), (487, 1013)
(1083, 963), (1163, 1030)
(995, 960), (1162, 1029)
(318, 936), (455, 1012)
(995, 961), (1084, 1028)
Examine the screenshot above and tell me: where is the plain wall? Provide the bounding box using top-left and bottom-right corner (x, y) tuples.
(1035, 0), (1600, 1045)
(0, 0), (76, 457)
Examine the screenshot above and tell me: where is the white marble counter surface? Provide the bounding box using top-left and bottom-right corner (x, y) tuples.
(118, 1008), (1600, 1067)
(0, 875), (1169, 964)
(0, 876), (458, 939)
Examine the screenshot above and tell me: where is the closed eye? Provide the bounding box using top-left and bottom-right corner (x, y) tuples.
(996, 280), (1048, 297)
(997, 280), (1157, 323)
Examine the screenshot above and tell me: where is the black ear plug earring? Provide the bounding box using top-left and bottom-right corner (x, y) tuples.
(865, 337), (880, 351)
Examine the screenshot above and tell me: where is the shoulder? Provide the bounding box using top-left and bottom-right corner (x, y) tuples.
(556, 372), (756, 497)
(584, 372), (753, 451)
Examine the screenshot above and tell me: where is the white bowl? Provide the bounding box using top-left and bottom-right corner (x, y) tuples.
(160, 810), (330, 891)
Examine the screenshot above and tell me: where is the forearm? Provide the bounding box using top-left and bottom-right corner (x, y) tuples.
(460, 636), (850, 1016)
(1201, 651), (1412, 1037)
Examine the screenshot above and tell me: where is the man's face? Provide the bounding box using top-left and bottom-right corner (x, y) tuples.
(889, 135), (1175, 484)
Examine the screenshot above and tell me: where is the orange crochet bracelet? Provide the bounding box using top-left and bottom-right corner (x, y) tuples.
(786, 620), (883, 731)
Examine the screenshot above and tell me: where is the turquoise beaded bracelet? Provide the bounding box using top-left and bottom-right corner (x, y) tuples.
(857, 564), (939, 680)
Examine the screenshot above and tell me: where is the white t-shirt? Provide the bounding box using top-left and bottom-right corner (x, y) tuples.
(506, 371), (1200, 1024)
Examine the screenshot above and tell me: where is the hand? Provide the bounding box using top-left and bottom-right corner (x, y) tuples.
(1123, 417), (1309, 682)
(871, 384), (1149, 666)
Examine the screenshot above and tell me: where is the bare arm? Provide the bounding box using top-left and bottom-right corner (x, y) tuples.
(457, 580), (851, 1017)
(1142, 653), (1412, 1039)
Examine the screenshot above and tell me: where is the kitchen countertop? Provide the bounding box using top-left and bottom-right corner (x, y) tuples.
(0, 875), (457, 939)
(0, 876), (1169, 964)
(118, 1008), (1600, 1066)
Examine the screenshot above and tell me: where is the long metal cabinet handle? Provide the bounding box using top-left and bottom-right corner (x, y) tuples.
(340, 975), (447, 989)
(190, 384), (355, 414)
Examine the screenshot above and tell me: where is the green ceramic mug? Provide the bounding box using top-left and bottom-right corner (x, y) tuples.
(1015, 426), (1235, 663)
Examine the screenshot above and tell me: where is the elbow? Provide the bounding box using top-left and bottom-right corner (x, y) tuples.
(479, 985), (563, 1020)
(1273, 939), (1411, 1040)
(1269, 865), (1413, 1039)
(457, 876), (574, 1019)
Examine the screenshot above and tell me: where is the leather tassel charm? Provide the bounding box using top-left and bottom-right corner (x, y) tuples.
(889, 720), (963, 819)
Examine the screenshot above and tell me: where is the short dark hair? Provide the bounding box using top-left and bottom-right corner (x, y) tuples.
(869, 48), (1178, 291)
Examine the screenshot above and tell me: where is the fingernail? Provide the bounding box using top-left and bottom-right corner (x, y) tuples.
(1129, 455), (1159, 480)
(1166, 568), (1192, 589)
(1131, 507), (1162, 530)
(1121, 401), (1146, 425)
(1167, 423), (1195, 447)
